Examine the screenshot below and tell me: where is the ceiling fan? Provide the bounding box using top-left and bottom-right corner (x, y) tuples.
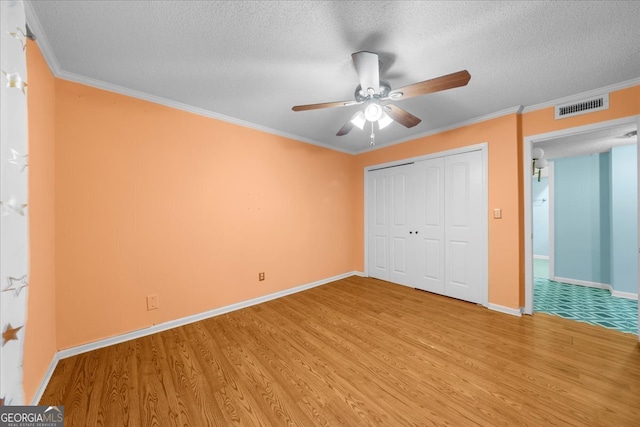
(292, 51), (471, 141)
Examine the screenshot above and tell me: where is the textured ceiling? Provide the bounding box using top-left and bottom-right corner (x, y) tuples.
(534, 123), (637, 161)
(26, 1), (640, 153)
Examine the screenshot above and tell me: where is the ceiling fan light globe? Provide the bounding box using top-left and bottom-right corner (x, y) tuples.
(377, 112), (393, 130)
(364, 101), (383, 122)
(350, 111), (366, 130)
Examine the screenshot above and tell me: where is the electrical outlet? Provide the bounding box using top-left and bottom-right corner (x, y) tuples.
(258, 272), (265, 281)
(147, 294), (159, 310)
(494, 208), (502, 219)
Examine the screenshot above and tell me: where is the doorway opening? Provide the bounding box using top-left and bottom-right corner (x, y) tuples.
(524, 116), (640, 339)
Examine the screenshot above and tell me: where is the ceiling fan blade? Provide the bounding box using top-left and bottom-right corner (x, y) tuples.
(292, 100), (359, 112)
(390, 70), (471, 100)
(352, 51), (380, 94)
(386, 104), (421, 128)
(291, 101), (362, 111)
(336, 120), (354, 136)
(336, 111), (365, 136)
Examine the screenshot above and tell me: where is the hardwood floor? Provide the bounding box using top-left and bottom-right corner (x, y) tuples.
(41, 276), (640, 426)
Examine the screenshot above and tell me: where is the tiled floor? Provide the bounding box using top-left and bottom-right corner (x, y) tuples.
(533, 257), (638, 334)
(534, 277), (638, 335)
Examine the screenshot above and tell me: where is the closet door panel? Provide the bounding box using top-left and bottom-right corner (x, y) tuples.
(367, 149), (485, 306)
(444, 151), (482, 303)
(414, 158), (445, 293)
(389, 167), (413, 286)
(368, 171), (390, 280)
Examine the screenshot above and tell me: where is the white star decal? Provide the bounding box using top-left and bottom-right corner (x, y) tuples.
(2, 275), (28, 297)
(7, 148), (28, 171)
(0, 196), (27, 216)
(8, 27), (27, 51)
(1, 70), (27, 94)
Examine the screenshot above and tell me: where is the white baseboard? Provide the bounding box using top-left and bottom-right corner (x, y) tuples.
(553, 276), (638, 300)
(30, 354), (60, 405)
(533, 255), (549, 260)
(611, 289), (639, 300)
(554, 276), (610, 290)
(488, 303), (522, 317)
(31, 271), (361, 404)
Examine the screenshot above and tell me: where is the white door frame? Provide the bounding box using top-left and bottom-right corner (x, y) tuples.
(532, 165), (554, 278)
(523, 115), (640, 340)
(548, 161), (556, 280)
(364, 143), (489, 307)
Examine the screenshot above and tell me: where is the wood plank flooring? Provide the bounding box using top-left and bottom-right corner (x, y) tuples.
(40, 276), (640, 426)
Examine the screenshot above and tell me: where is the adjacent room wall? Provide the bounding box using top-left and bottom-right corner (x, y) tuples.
(532, 176), (549, 257)
(610, 143), (638, 294)
(554, 153), (611, 284)
(23, 40), (57, 403)
(549, 144), (637, 295)
(54, 79), (358, 349)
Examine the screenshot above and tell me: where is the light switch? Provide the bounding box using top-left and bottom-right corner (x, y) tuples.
(494, 208), (502, 219)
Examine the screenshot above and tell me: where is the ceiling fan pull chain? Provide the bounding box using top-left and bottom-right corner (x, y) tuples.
(370, 122), (375, 146)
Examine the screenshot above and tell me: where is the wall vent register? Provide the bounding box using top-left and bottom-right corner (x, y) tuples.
(555, 93), (609, 119)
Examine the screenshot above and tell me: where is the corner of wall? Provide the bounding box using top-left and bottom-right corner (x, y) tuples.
(23, 39), (58, 404)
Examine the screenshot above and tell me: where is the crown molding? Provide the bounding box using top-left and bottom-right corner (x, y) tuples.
(521, 77), (640, 114)
(24, 0), (61, 75)
(54, 70), (353, 154)
(353, 106), (523, 155)
(19, 3), (532, 158)
(23, 0), (352, 156)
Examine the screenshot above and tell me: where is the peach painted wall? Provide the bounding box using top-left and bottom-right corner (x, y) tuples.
(522, 85), (640, 137)
(29, 36), (640, 365)
(353, 114), (522, 309)
(54, 80), (357, 349)
(24, 40), (57, 402)
(351, 84), (640, 310)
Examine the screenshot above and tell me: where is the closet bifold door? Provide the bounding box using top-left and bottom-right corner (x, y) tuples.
(443, 151), (483, 304)
(366, 149), (484, 304)
(388, 164), (414, 287)
(413, 157), (446, 294)
(367, 169), (391, 281)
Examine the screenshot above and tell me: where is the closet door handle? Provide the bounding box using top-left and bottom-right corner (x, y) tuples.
(415, 231), (419, 234)
(410, 231), (413, 234)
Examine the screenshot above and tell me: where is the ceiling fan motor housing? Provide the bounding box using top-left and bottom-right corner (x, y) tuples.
(291, 50), (470, 136)
(355, 81), (391, 102)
